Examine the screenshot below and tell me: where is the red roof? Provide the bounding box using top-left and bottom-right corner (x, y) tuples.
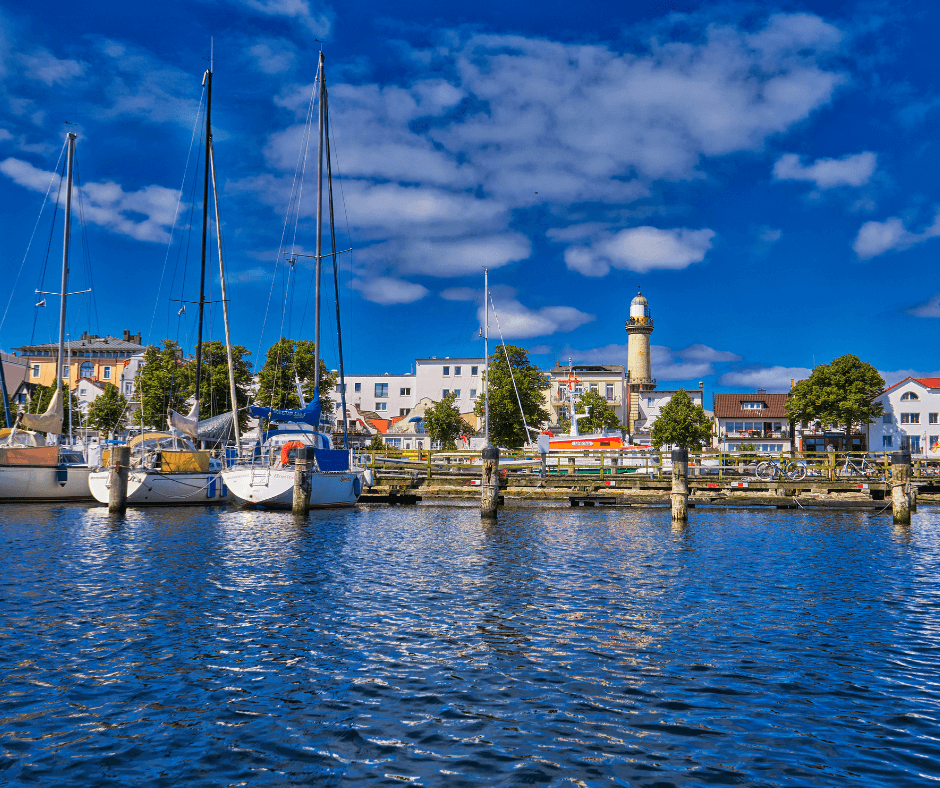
(883, 377), (940, 394)
(713, 393), (788, 419)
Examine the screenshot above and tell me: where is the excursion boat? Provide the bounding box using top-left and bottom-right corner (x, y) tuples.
(546, 362), (630, 451)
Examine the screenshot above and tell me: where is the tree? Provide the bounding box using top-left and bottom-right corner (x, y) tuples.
(786, 354), (884, 444)
(560, 389), (622, 434)
(86, 383), (128, 434)
(26, 383), (81, 434)
(474, 344), (550, 448)
(136, 341), (191, 430)
(367, 433), (385, 451)
(424, 393), (466, 450)
(650, 389), (713, 450)
(193, 341), (253, 431)
(256, 338), (336, 422)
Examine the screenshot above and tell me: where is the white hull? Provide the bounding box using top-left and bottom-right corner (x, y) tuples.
(222, 466), (362, 508)
(0, 465), (93, 501)
(88, 469), (229, 505)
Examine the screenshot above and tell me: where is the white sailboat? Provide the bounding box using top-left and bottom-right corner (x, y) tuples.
(222, 51), (365, 509)
(0, 132), (94, 502)
(88, 62), (237, 506)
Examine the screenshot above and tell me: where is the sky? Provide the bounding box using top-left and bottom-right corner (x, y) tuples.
(1, 0), (938, 397)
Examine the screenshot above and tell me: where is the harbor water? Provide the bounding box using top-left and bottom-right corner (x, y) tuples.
(2, 502), (939, 786)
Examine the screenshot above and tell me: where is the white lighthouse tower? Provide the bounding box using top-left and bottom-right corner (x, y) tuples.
(625, 289), (655, 433)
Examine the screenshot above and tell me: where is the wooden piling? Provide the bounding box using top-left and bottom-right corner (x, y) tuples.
(293, 445), (309, 516)
(108, 445), (130, 513)
(481, 444), (500, 519)
(671, 448), (689, 522)
(891, 451), (911, 525)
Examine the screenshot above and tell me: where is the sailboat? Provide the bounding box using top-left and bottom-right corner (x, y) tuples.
(88, 63), (237, 506)
(222, 51), (365, 509)
(0, 132), (95, 501)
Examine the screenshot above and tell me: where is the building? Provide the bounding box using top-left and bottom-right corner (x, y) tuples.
(713, 391), (791, 453)
(415, 357), (484, 416)
(341, 372), (416, 419)
(633, 387), (707, 441)
(624, 289), (657, 433)
(14, 330), (145, 389)
(546, 361), (626, 426)
(1, 352), (28, 407)
(870, 377), (940, 457)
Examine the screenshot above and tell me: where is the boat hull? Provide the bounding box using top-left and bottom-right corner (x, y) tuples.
(0, 465), (93, 501)
(549, 436), (628, 450)
(88, 469), (229, 505)
(222, 466), (362, 509)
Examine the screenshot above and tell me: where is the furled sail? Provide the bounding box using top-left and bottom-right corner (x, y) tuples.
(250, 389), (321, 427)
(168, 402), (199, 439)
(20, 387), (64, 435)
(196, 411), (236, 443)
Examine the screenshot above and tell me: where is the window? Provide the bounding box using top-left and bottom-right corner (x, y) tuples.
(61, 364), (68, 377)
(470, 389), (477, 399)
(930, 413), (938, 424)
(375, 383), (388, 398)
(606, 384), (614, 400)
(385, 437), (401, 447)
(453, 389), (460, 397)
(400, 387), (410, 396)
(125, 382), (133, 395)
(930, 436), (939, 451)
(443, 366), (450, 376)
(901, 435), (921, 452)
(376, 402), (387, 411)
(901, 413), (919, 424)
(336, 383), (345, 394)
(442, 389), (449, 397)
(354, 382), (361, 392)
(901, 391), (919, 401)
(79, 361), (94, 378)
(32, 365), (39, 378)
(590, 385), (598, 394)
(400, 408), (409, 416)
(883, 436), (893, 448)
(471, 366), (478, 375)
(455, 366), (461, 375)
(80, 387), (86, 395)
(647, 397), (653, 406)
(883, 413), (892, 424)
(103, 366), (111, 380)
(742, 401), (766, 409)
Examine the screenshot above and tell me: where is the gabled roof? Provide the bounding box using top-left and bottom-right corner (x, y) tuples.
(713, 393), (788, 419)
(882, 376), (940, 395)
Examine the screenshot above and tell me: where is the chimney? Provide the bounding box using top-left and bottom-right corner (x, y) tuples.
(123, 330), (130, 341)
(133, 333), (141, 345)
(81, 331), (88, 340)
(790, 378), (795, 389)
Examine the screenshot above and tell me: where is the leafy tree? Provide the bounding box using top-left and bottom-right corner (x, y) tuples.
(26, 383), (81, 434)
(86, 383), (128, 434)
(651, 389), (713, 450)
(136, 341), (192, 430)
(256, 338), (335, 422)
(424, 393), (466, 450)
(473, 344), (550, 448)
(560, 389), (622, 434)
(194, 341), (253, 431)
(367, 432), (385, 451)
(786, 355), (884, 443)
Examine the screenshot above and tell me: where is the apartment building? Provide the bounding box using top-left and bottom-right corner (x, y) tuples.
(713, 391), (791, 453)
(871, 377), (940, 456)
(415, 357), (485, 417)
(14, 330), (145, 389)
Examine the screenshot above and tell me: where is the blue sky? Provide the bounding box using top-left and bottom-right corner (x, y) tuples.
(1, 0), (938, 395)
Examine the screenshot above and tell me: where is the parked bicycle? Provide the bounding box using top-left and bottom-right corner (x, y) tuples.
(756, 458), (807, 481)
(836, 453), (885, 481)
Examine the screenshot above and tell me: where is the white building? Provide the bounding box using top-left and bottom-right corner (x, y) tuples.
(871, 377), (940, 457)
(415, 357), (484, 416)
(341, 372), (416, 419)
(632, 387), (706, 441)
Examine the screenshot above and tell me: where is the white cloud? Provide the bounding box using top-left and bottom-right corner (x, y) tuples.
(773, 151), (877, 189)
(351, 276), (429, 305)
(440, 287), (476, 301)
(0, 157), (180, 243)
(880, 368), (940, 387)
(559, 342), (738, 380)
(0, 129), (11, 142)
(247, 39), (296, 75)
(479, 297), (593, 339)
(228, 266), (271, 283)
(758, 226), (782, 243)
(20, 50), (86, 85)
(853, 209), (940, 259)
(909, 294), (940, 318)
(364, 233), (531, 278)
(233, 0), (332, 36)
(718, 366), (811, 388)
(563, 226), (715, 277)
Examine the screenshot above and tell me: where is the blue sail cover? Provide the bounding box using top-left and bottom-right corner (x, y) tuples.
(249, 390), (322, 426)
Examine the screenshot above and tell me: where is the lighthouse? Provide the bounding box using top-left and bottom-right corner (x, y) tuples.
(625, 288), (655, 433)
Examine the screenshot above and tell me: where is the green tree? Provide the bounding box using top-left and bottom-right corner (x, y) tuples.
(367, 432), (385, 451)
(651, 389), (713, 450)
(786, 354), (884, 444)
(560, 389), (623, 434)
(256, 338), (336, 422)
(26, 383), (82, 434)
(193, 341), (253, 431)
(424, 393), (466, 450)
(474, 344), (550, 448)
(136, 341), (192, 430)
(86, 383), (128, 434)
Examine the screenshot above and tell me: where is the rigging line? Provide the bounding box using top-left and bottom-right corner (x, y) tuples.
(168, 156), (203, 343)
(29, 156), (68, 352)
(1, 139), (68, 336)
(149, 81), (206, 343)
(488, 291), (531, 442)
(73, 154), (100, 336)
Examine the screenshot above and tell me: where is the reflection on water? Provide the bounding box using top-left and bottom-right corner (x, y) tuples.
(1, 502), (940, 786)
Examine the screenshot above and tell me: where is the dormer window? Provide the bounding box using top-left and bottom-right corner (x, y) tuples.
(741, 401), (766, 410)
(901, 391), (919, 401)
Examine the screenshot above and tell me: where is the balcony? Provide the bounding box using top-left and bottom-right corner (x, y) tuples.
(552, 393), (622, 405)
(626, 317), (654, 329)
(723, 430), (789, 439)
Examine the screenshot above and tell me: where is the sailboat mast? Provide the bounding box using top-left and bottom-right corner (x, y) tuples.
(484, 267), (489, 444)
(209, 138), (241, 451)
(194, 67), (212, 420)
(56, 132), (77, 443)
(313, 51), (325, 396)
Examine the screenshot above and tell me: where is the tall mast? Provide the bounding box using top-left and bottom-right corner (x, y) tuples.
(194, 66), (212, 424)
(209, 137), (241, 451)
(57, 132), (77, 443)
(484, 267), (489, 444)
(313, 51), (325, 397)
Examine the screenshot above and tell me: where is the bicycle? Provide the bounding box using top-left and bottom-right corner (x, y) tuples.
(756, 457), (807, 481)
(836, 453), (885, 481)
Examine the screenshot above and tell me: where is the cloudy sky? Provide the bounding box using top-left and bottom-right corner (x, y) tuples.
(1, 0), (938, 395)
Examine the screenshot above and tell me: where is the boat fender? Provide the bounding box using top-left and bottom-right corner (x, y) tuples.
(361, 468), (374, 488)
(353, 475), (362, 498)
(280, 440), (306, 466)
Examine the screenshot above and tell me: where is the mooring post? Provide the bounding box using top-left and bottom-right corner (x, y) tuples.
(293, 445), (309, 516)
(108, 445), (130, 513)
(540, 449), (547, 480)
(671, 448), (689, 522)
(891, 450), (911, 525)
(481, 443), (500, 519)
